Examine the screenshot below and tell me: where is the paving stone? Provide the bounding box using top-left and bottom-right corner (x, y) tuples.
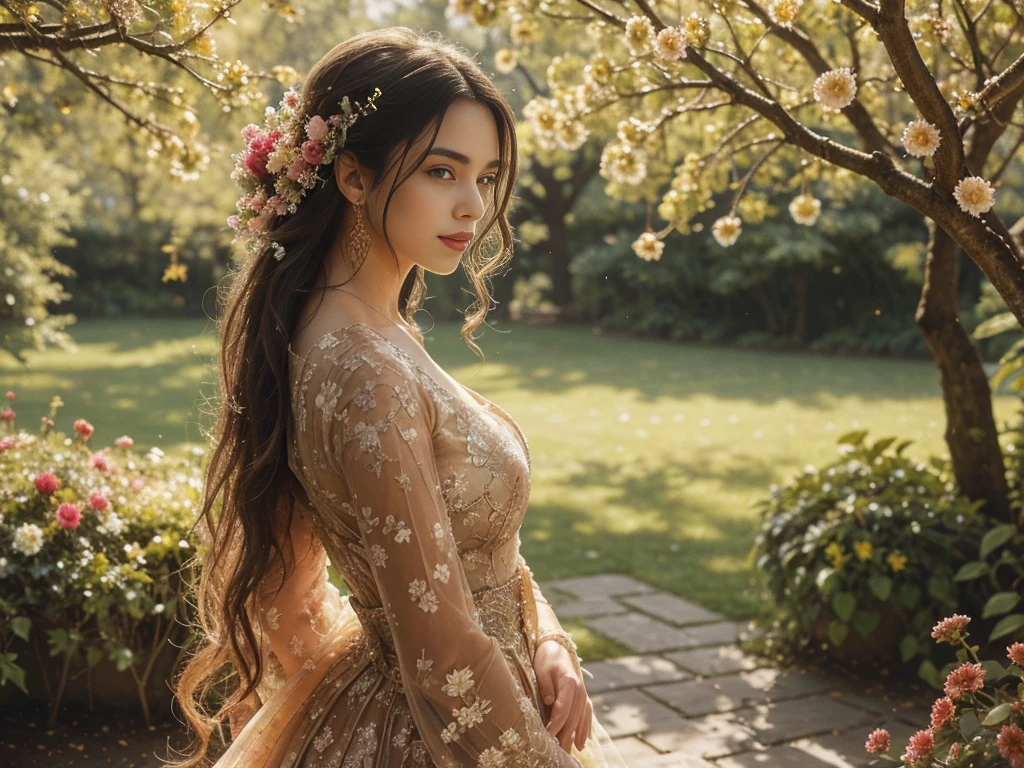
(547, 595), (631, 620)
(793, 717), (920, 768)
(715, 744), (853, 767)
(608, 736), (662, 762)
(581, 654), (693, 694)
(732, 695), (874, 745)
(629, 753), (717, 767)
(679, 621), (746, 648)
(584, 612), (699, 654)
(641, 711), (759, 759)
(621, 592), (726, 626)
(547, 573), (658, 599)
(589, 687), (688, 739)
(663, 645), (766, 677)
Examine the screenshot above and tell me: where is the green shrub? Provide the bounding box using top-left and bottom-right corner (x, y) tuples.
(750, 430), (991, 681)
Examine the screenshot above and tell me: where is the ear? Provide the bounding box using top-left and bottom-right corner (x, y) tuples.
(333, 150), (368, 205)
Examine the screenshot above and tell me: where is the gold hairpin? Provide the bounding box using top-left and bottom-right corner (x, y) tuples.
(354, 87), (383, 117)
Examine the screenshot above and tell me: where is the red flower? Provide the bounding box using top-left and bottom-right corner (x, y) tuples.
(91, 453), (110, 471)
(943, 662), (986, 700)
(73, 418), (94, 440)
(930, 697), (955, 730)
(34, 472), (61, 495)
(300, 139), (325, 165)
(1008, 642), (1024, 668)
(88, 493), (109, 511)
(0, 408), (15, 421)
(930, 614), (970, 644)
(6, 391), (14, 400)
(864, 728), (891, 754)
(997, 724), (1024, 768)
(901, 729), (934, 763)
(242, 130), (282, 179)
(56, 502), (82, 530)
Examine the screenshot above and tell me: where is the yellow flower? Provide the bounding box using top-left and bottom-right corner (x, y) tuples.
(887, 552), (908, 572)
(825, 541), (849, 569)
(854, 541), (873, 562)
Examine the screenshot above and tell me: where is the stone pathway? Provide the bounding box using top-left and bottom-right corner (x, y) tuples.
(543, 573), (933, 768)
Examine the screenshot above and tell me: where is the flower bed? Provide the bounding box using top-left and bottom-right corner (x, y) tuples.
(0, 391), (204, 726)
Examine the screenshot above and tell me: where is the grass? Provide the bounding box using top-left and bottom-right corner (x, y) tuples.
(3, 317), (1019, 647)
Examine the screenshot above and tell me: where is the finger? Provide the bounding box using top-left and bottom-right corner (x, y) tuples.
(574, 698), (592, 751)
(546, 675), (577, 742)
(560, 684), (586, 752)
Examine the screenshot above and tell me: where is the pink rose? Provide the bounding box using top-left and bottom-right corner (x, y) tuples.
(74, 418), (94, 440)
(89, 493), (109, 511)
(34, 472), (61, 495)
(0, 408), (14, 422)
(0, 437), (14, 452)
(115, 436), (134, 449)
(91, 453), (110, 472)
(6, 391), (14, 401)
(300, 140), (325, 165)
(56, 502), (82, 530)
(306, 115), (329, 142)
(286, 158), (309, 181)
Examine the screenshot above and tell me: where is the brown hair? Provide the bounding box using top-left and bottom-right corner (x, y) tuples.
(170, 26), (519, 766)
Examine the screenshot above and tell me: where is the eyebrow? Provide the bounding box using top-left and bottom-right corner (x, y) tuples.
(427, 147), (502, 170)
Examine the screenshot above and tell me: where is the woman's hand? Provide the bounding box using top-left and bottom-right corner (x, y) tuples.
(534, 640), (593, 754)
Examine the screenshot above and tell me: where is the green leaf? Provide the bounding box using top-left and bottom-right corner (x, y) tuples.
(827, 620), (849, 646)
(837, 430), (868, 447)
(917, 659), (941, 689)
(990, 613), (1024, 640)
(47, 628), (69, 656)
(899, 635), (919, 663)
(981, 660), (1007, 682)
(10, 616), (30, 642)
(980, 524), (1017, 559)
(86, 646), (104, 669)
(960, 710), (980, 739)
(982, 703), (1012, 726)
(868, 575), (893, 602)
(972, 312), (1020, 340)
(900, 583), (922, 610)
(0, 654), (27, 695)
(832, 592), (857, 622)
(852, 610), (881, 638)
(927, 575), (953, 603)
(982, 591), (1020, 619)
(952, 561), (989, 582)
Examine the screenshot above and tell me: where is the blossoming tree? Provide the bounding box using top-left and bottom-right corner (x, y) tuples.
(459, 0), (1024, 523)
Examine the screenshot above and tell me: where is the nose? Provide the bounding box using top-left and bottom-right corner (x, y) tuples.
(455, 180), (487, 221)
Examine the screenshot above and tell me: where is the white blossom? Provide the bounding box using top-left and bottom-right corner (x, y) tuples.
(14, 523), (44, 556)
(494, 48), (517, 75)
(654, 26), (688, 61)
(624, 15), (655, 54)
(599, 141), (648, 185)
(813, 68), (857, 110)
(768, 0), (802, 27)
(953, 176), (995, 217)
(789, 194), (821, 226)
(901, 118), (942, 158)
(712, 215), (743, 247)
(632, 232), (665, 261)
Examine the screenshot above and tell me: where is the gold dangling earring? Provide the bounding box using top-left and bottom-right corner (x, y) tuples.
(347, 201), (370, 273)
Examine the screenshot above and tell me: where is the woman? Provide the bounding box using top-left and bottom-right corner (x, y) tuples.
(171, 26), (628, 768)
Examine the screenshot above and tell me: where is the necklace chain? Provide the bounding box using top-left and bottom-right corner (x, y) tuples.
(332, 287), (408, 332)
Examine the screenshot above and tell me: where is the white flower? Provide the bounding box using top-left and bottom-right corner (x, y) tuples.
(813, 68), (858, 110)
(789, 194), (821, 226)
(494, 48), (518, 75)
(625, 15), (655, 54)
(632, 232), (665, 261)
(768, 0), (802, 27)
(654, 26), (688, 61)
(14, 523), (44, 556)
(443, 666), (475, 697)
(953, 175), (995, 217)
(712, 215), (743, 247)
(599, 141), (648, 186)
(554, 119), (589, 151)
(901, 118), (941, 157)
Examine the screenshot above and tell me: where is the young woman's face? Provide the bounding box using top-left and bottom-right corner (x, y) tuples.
(372, 98), (503, 276)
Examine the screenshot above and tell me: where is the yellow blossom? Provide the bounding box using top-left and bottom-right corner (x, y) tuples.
(887, 552), (908, 572)
(854, 541), (873, 561)
(825, 541), (849, 569)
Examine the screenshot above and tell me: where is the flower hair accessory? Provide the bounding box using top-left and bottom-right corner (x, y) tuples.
(227, 85), (383, 261)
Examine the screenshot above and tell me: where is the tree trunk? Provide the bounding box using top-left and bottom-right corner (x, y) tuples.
(916, 220), (1012, 523)
(543, 205), (572, 307)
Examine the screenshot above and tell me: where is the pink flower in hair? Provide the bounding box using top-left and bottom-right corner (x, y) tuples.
(287, 158), (310, 182)
(300, 140), (325, 165)
(267, 196), (288, 216)
(283, 90), (299, 108)
(306, 114), (329, 142)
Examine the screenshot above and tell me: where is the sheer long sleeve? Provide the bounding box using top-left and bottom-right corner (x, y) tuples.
(255, 493), (342, 679)
(324, 354), (582, 768)
(517, 553), (566, 638)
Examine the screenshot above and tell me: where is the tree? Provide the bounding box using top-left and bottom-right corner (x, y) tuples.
(460, 0), (1024, 523)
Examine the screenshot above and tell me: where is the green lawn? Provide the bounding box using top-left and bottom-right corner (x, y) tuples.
(3, 317), (1018, 656)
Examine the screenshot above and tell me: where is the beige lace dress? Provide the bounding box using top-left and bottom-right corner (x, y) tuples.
(214, 323), (629, 768)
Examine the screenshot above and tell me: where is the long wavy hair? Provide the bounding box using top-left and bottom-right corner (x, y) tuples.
(170, 26), (520, 766)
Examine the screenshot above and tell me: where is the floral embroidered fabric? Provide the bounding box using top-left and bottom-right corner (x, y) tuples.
(213, 323), (628, 768)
